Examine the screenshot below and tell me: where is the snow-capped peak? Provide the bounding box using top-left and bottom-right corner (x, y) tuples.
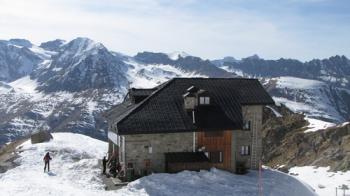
(222, 56), (238, 62)
(62, 37), (104, 56)
(39, 39), (66, 52)
(54, 37), (106, 63)
(167, 51), (190, 60)
(244, 54), (260, 60)
(0, 38), (33, 48)
(8, 39), (33, 48)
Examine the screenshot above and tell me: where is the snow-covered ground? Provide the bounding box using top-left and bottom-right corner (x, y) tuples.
(0, 133), (317, 196)
(304, 117), (336, 133)
(118, 168), (316, 196)
(0, 133), (109, 196)
(273, 77), (342, 121)
(290, 166), (350, 196)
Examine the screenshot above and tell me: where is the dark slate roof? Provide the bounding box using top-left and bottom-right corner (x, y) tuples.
(109, 78), (274, 135)
(105, 99), (138, 126)
(129, 88), (156, 97)
(165, 152), (210, 163)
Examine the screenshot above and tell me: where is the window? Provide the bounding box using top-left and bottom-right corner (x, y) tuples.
(144, 146), (153, 154)
(205, 97), (210, 104)
(199, 96), (210, 105)
(127, 162), (133, 168)
(144, 159), (151, 168)
(209, 151), (223, 163)
(240, 146), (250, 156)
(200, 97), (205, 104)
(243, 120), (251, 130)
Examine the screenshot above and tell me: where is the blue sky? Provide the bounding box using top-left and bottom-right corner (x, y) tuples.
(0, 0), (349, 60)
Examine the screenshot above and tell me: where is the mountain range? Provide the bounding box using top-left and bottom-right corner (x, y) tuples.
(0, 37), (349, 146)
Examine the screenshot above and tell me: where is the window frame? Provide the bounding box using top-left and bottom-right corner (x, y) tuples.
(199, 96), (210, 105)
(243, 120), (251, 130)
(240, 145), (250, 156)
(209, 151), (223, 163)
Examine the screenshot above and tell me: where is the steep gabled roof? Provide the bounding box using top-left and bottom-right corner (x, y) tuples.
(108, 78), (274, 135)
(129, 88), (156, 97)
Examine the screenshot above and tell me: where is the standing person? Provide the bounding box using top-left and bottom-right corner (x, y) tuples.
(43, 152), (52, 172)
(102, 156), (107, 175)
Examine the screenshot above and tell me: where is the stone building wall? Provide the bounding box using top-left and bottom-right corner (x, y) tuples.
(232, 129), (251, 170)
(123, 132), (194, 173)
(238, 105), (263, 170)
(112, 105), (264, 174)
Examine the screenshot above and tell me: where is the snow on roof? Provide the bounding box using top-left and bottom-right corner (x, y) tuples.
(0, 132), (316, 196)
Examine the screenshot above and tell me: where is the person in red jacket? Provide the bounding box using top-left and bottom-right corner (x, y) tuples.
(43, 152), (52, 172)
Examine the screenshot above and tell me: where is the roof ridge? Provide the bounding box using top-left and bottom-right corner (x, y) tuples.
(116, 78), (176, 127)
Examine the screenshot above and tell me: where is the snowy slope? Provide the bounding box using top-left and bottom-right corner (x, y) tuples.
(0, 38), (210, 146)
(0, 74), (124, 145)
(268, 77), (349, 123)
(217, 56), (350, 123)
(0, 39), (42, 82)
(0, 133), (316, 196)
(125, 58), (206, 88)
(290, 166), (350, 196)
(0, 133), (109, 196)
(119, 168), (316, 196)
(304, 117), (335, 132)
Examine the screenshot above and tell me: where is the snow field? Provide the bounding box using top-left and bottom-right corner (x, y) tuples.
(290, 166), (350, 196)
(0, 133), (316, 196)
(304, 117), (335, 132)
(0, 133), (110, 196)
(276, 77), (325, 90)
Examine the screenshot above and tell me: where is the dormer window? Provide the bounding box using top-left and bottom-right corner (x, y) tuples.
(199, 96), (210, 105)
(243, 120), (251, 130)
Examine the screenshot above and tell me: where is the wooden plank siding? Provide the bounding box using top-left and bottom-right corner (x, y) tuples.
(197, 130), (232, 170)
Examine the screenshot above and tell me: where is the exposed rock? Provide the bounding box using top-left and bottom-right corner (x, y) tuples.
(263, 105), (350, 171)
(0, 138), (28, 173)
(31, 130), (53, 144)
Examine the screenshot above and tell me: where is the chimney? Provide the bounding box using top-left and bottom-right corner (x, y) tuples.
(183, 86), (200, 124)
(183, 86), (199, 110)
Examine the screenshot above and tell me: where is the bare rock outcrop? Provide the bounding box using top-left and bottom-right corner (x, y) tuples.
(262, 105), (350, 172)
(31, 130), (53, 144)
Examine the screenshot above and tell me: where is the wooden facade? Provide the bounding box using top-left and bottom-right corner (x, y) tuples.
(197, 130), (232, 170)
